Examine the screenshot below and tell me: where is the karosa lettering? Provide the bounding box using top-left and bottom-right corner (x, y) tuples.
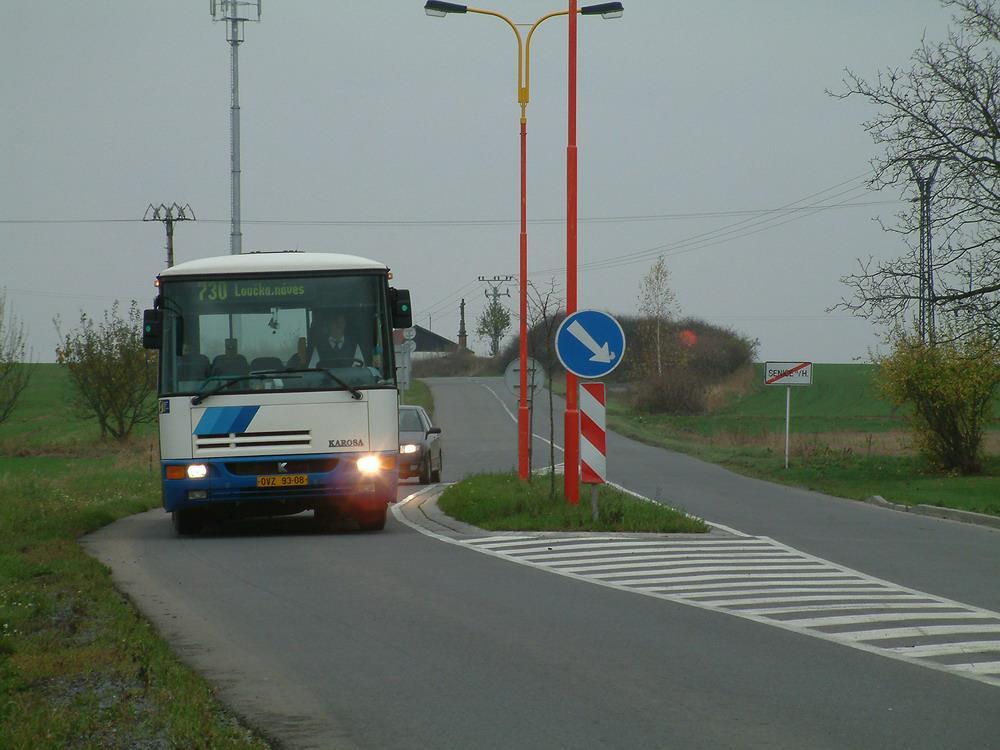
(329, 438), (365, 448)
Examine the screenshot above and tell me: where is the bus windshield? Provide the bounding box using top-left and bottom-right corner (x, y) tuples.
(159, 273), (395, 396)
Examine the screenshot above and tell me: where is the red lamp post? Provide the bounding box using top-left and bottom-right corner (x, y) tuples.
(564, 0), (622, 503)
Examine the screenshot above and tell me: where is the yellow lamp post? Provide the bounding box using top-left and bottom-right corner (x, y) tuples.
(424, 1), (623, 482)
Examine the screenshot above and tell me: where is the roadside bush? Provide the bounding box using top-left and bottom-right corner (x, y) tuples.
(55, 301), (156, 440)
(679, 319), (758, 380)
(632, 366), (707, 415)
(0, 290), (31, 424)
(879, 329), (1000, 474)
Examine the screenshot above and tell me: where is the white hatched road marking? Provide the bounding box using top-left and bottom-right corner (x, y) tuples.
(454, 533), (1000, 689)
(889, 641), (1000, 657)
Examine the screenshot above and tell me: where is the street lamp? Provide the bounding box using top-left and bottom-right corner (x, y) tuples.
(424, 1), (622, 484)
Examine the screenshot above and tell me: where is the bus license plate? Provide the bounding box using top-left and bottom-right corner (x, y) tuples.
(256, 474), (309, 488)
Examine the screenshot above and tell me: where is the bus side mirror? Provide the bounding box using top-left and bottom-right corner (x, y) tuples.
(143, 309), (163, 350)
(390, 288), (413, 329)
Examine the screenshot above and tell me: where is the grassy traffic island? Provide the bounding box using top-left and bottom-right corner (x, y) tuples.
(437, 472), (709, 534)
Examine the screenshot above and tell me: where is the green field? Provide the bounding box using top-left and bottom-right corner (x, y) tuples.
(0, 364), (158, 455)
(0, 365), (270, 749)
(600, 363), (1000, 515)
(614, 363), (1000, 437)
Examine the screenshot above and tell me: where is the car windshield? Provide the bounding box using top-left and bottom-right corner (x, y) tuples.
(158, 273), (395, 396)
(399, 410), (424, 432)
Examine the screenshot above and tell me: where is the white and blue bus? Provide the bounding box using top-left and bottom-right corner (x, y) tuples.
(143, 251), (412, 535)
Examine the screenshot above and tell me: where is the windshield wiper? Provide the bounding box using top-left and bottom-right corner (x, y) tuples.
(271, 367), (364, 401)
(190, 371), (302, 405)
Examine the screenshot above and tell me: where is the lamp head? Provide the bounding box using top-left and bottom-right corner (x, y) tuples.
(581, 2), (624, 19)
(424, 1), (468, 16)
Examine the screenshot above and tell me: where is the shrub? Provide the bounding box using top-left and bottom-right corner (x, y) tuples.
(632, 366), (707, 415)
(0, 290), (31, 424)
(879, 330), (1000, 474)
(55, 301), (157, 441)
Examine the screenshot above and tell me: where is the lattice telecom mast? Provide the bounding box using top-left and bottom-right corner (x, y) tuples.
(211, 0), (261, 255)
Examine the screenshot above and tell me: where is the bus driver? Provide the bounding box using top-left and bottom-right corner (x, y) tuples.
(308, 312), (365, 368)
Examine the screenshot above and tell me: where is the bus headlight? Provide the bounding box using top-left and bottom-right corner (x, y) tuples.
(356, 455), (381, 474)
(400, 444), (419, 454)
(186, 464), (208, 479)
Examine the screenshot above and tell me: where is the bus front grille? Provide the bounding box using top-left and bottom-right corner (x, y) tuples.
(195, 430), (312, 452)
(224, 458), (339, 475)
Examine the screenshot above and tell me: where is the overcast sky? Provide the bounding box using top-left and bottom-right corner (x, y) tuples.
(2, 1), (955, 362)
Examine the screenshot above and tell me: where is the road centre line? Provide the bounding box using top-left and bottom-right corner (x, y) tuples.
(479, 383), (564, 454)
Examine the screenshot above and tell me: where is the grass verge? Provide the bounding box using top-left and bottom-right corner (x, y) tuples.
(402, 378), (434, 418)
(0, 366), (270, 749)
(438, 472), (708, 533)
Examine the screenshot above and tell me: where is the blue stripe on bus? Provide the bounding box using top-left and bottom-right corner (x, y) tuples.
(194, 405), (260, 435)
(229, 405), (260, 434)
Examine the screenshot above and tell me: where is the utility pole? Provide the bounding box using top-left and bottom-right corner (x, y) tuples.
(458, 298), (468, 351)
(910, 160), (941, 343)
(143, 203), (195, 268)
(479, 275), (514, 357)
(211, 0), (261, 255)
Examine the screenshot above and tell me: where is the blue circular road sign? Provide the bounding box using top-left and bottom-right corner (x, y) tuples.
(555, 309), (626, 379)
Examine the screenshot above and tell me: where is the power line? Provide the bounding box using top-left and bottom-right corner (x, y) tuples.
(532, 180), (875, 276)
(0, 200), (895, 227)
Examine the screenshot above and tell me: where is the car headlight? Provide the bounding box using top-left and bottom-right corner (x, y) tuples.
(400, 444), (419, 454)
(186, 464), (208, 479)
(356, 455), (381, 474)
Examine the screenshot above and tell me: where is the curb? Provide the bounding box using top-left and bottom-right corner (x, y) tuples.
(394, 483), (736, 540)
(866, 495), (1000, 530)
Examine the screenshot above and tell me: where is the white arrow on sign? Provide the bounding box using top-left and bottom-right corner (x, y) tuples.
(567, 320), (616, 363)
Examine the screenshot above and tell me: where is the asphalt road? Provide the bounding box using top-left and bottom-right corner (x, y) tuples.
(84, 377), (1000, 749)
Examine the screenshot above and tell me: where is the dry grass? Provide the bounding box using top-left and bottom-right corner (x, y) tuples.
(704, 365), (756, 412)
(698, 428), (1000, 459)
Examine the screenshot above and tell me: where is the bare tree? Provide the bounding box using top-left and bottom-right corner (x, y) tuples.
(55, 301), (157, 440)
(0, 290), (31, 424)
(527, 279), (564, 499)
(476, 298), (512, 357)
(833, 0), (1000, 338)
(637, 255), (679, 374)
